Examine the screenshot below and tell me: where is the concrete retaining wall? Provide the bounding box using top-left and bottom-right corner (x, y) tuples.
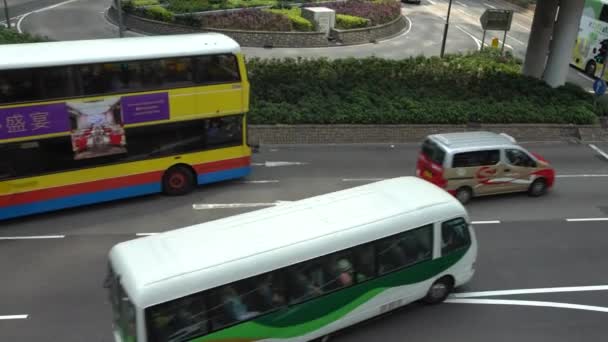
(247, 124), (608, 144)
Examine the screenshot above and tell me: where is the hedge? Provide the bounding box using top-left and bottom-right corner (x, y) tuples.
(0, 27), (48, 44)
(246, 51), (598, 125)
(267, 8), (314, 31)
(336, 14), (369, 29)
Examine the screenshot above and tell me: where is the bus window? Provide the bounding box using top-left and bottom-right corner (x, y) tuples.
(376, 224), (433, 275)
(441, 218), (472, 255)
(353, 244), (376, 283)
(209, 270), (285, 330)
(146, 293), (209, 342)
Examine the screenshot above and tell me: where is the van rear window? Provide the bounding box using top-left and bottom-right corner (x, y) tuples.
(421, 139), (446, 166)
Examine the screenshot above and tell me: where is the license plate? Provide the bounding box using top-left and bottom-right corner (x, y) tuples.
(423, 170), (432, 178)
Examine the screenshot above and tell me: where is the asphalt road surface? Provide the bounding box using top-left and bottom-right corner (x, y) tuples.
(1, 142), (608, 341)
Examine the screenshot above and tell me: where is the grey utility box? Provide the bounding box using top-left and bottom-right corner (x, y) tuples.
(301, 7), (336, 36)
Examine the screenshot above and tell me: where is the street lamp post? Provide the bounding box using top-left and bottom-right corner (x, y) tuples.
(115, 0), (125, 37)
(3, 0), (10, 29)
(440, 0), (453, 58)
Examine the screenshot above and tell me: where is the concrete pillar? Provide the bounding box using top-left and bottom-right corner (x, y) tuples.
(542, 0), (585, 87)
(522, 0), (559, 78)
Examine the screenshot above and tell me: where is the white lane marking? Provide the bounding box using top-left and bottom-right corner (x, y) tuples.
(514, 22), (529, 30)
(342, 178), (386, 182)
(483, 2), (496, 8)
(457, 24), (514, 50)
(456, 8), (474, 17)
(445, 298), (608, 313)
(507, 34), (525, 45)
(471, 220), (500, 224)
(251, 161), (308, 167)
(576, 71), (595, 82)
(269, 149), (279, 152)
(0, 235), (65, 240)
(427, 0), (437, 5)
(456, 25), (482, 50)
(237, 180), (280, 184)
(193, 201), (292, 210)
(17, 0), (81, 33)
(456, 0), (468, 7)
(589, 144), (608, 160)
(453, 285), (608, 298)
(556, 174), (608, 178)
(136, 233), (159, 236)
(0, 315), (28, 320)
(566, 217), (608, 222)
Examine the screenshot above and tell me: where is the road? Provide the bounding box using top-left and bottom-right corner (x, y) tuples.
(1, 142), (608, 341)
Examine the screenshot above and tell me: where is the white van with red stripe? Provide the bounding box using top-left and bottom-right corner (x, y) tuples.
(416, 131), (555, 204)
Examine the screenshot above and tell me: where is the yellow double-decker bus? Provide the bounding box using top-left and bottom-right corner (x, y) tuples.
(0, 33), (252, 221)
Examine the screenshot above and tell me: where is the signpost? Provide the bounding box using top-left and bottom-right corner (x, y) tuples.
(439, 0), (453, 58)
(594, 79), (607, 96)
(3, 0), (10, 29)
(115, 0), (125, 38)
(480, 9), (513, 54)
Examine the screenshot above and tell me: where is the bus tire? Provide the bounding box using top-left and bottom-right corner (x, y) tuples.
(455, 187), (473, 204)
(528, 178), (547, 197)
(585, 60), (597, 78)
(423, 276), (453, 305)
(163, 165), (196, 196)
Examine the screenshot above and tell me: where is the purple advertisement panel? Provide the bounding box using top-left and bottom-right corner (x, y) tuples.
(121, 92), (170, 124)
(0, 103), (70, 140)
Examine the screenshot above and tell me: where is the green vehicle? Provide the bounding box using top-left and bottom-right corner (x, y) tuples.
(105, 176), (478, 341)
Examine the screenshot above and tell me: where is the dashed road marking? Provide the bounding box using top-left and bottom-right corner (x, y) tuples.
(566, 217), (608, 222)
(0, 235), (65, 240)
(0, 315), (28, 320)
(589, 144), (608, 160)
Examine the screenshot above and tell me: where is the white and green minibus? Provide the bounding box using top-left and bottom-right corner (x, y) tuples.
(105, 176), (478, 342)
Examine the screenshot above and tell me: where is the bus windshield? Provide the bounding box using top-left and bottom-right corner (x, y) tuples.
(105, 264), (137, 342)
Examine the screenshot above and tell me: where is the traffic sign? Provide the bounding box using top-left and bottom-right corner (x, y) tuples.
(594, 79), (607, 96)
(480, 9), (514, 31)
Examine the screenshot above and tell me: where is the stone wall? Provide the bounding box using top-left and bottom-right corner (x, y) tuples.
(107, 8), (408, 47)
(330, 15), (407, 45)
(247, 124), (608, 145)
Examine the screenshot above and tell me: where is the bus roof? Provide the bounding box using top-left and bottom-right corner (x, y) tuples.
(0, 33), (241, 70)
(109, 176), (467, 308)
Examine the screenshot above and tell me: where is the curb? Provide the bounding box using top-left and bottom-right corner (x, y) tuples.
(247, 124), (608, 145)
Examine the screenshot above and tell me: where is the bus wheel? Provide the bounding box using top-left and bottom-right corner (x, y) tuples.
(455, 187), (472, 204)
(585, 60), (597, 77)
(423, 276), (453, 305)
(163, 165), (195, 196)
(528, 178), (547, 197)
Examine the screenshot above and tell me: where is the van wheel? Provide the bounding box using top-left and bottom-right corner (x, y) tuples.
(163, 165), (196, 196)
(423, 276), (453, 305)
(528, 178), (547, 197)
(455, 187), (473, 204)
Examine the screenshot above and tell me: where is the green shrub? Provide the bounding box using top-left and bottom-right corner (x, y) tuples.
(0, 27), (49, 44)
(336, 14), (369, 29)
(146, 5), (175, 21)
(245, 51), (598, 125)
(132, 0), (160, 6)
(267, 8), (313, 31)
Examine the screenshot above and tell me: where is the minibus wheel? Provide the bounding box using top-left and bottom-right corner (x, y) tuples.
(528, 178), (547, 197)
(163, 165), (196, 196)
(455, 187), (472, 204)
(423, 276), (454, 304)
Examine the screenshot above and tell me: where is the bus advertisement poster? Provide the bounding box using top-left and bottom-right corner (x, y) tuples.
(0, 103), (71, 140)
(67, 97), (127, 160)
